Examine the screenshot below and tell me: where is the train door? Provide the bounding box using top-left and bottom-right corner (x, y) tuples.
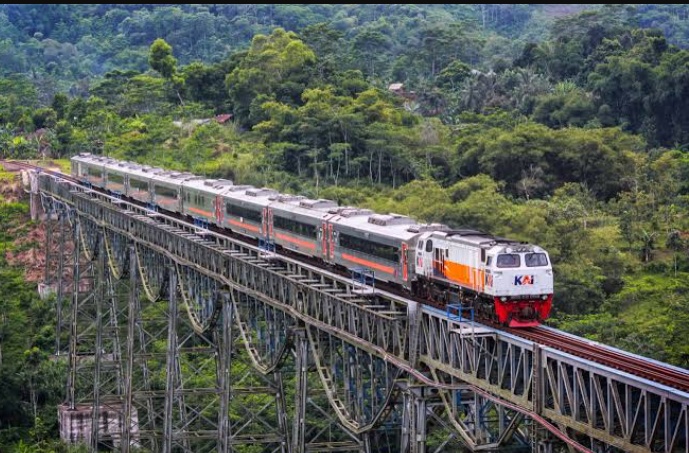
(328, 223), (335, 261)
(267, 208), (274, 241)
(469, 248), (477, 291)
(214, 195), (223, 224)
(433, 246), (446, 278)
(320, 221), (328, 260)
(320, 218), (337, 263)
(401, 242), (409, 282)
(416, 234), (435, 278)
(263, 208), (268, 238)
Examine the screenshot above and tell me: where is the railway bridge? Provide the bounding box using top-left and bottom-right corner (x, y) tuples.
(22, 167), (689, 452)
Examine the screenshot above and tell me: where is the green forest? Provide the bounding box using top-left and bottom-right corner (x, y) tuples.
(2, 3), (689, 450)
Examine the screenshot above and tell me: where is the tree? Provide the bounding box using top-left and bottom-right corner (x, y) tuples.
(532, 85), (596, 129)
(351, 27), (392, 79)
(180, 60), (233, 111)
(148, 38), (184, 104)
(650, 49), (689, 147)
(148, 38), (177, 79)
(300, 23), (344, 82)
(226, 28), (316, 127)
(49, 92), (68, 120)
(437, 60), (471, 90)
(411, 24), (475, 80)
(588, 55), (653, 132)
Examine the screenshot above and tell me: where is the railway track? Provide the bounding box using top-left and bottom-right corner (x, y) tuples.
(511, 326), (689, 392)
(8, 159), (689, 394)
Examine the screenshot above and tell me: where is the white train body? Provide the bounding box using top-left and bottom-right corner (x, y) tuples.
(70, 153), (554, 327)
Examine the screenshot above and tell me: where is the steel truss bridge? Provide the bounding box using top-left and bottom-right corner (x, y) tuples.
(25, 169), (689, 453)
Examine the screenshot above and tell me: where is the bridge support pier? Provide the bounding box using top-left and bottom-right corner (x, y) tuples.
(401, 385), (427, 453)
(162, 266), (181, 452)
(217, 293), (233, 452)
(122, 245), (138, 451)
(292, 328), (308, 453)
(60, 214), (136, 450)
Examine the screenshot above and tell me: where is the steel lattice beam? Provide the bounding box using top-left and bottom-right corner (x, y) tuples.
(33, 170), (689, 453)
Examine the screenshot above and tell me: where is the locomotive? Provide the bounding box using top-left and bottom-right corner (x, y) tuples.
(70, 153), (553, 327)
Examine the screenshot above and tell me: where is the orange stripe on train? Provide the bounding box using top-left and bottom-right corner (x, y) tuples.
(228, 218), (261, 233)
(275, 232), (317, 250)
(187, 206), (214, 217)
(442, 260), (485, 292)
(341, 253), (395, 275)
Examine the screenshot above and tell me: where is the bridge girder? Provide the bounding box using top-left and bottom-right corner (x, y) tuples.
(31, 170), (689, 453)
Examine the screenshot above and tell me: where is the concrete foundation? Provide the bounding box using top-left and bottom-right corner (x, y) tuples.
(58, 402), (139, 448)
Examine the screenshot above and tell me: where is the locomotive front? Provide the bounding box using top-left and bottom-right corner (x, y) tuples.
(484, 244), (553, 327)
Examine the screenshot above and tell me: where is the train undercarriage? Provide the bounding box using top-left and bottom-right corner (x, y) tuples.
(412, 277), (552, 328)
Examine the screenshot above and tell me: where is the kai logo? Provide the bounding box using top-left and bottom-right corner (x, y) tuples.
(514, 275), (535, 285)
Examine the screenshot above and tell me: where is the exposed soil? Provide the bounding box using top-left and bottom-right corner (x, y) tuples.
(6, 226), (50, 282)
(0, 178), (23, 203)
(0, 167), (54, 283)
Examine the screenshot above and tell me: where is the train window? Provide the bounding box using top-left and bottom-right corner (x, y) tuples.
(88, 167), (103, 178)
(486, 256), (492, 267)
(107, 173), (124, 185)
(481, 249), (486, 263)
(339, 233), (399, 263)
(129, 178), (148, 191)
(525, 253), (548, 267)
(273, 216), (316, 238)
(418, 240), (423, 250)
(425, 240), (433, 253)
(496, 254), (520, 268)
(155, 185), (177, 199)
(226, 203), (262, 222)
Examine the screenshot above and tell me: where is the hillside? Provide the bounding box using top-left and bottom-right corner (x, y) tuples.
(1, 4), (689, 448)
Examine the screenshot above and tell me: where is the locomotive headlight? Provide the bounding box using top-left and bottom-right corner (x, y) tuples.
(500, 296), (507, 302)
(541, 295), (548, 300)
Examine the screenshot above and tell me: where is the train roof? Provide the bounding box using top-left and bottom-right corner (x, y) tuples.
(71, 155), (541, 248)
(181, 177), (235, 196)
(427, 229), (541, 251)
(101, 158), (143, 173)
(221, 185), (278, 208)
(148, 169), (201, 185)
(126, 164), (166, 181)
(269, 195), (338, 221)
(72, 153), (109, 166)
(72, 154), (158, 181)
(329, 211), (426, 241)
(488, 243), (545, 254)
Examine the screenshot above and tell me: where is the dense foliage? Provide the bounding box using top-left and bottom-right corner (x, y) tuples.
(0, 193), (72, 452)
(2, 3), (689, 450)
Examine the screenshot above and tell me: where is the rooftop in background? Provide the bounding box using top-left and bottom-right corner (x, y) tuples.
(173, 113), (233, 129)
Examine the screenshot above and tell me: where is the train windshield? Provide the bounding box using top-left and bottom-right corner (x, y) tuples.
(496, 253), (520, 268)
(524, 252), (548, 267)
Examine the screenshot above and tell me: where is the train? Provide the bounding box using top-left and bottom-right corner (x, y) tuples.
(70, 153), (554, 328)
